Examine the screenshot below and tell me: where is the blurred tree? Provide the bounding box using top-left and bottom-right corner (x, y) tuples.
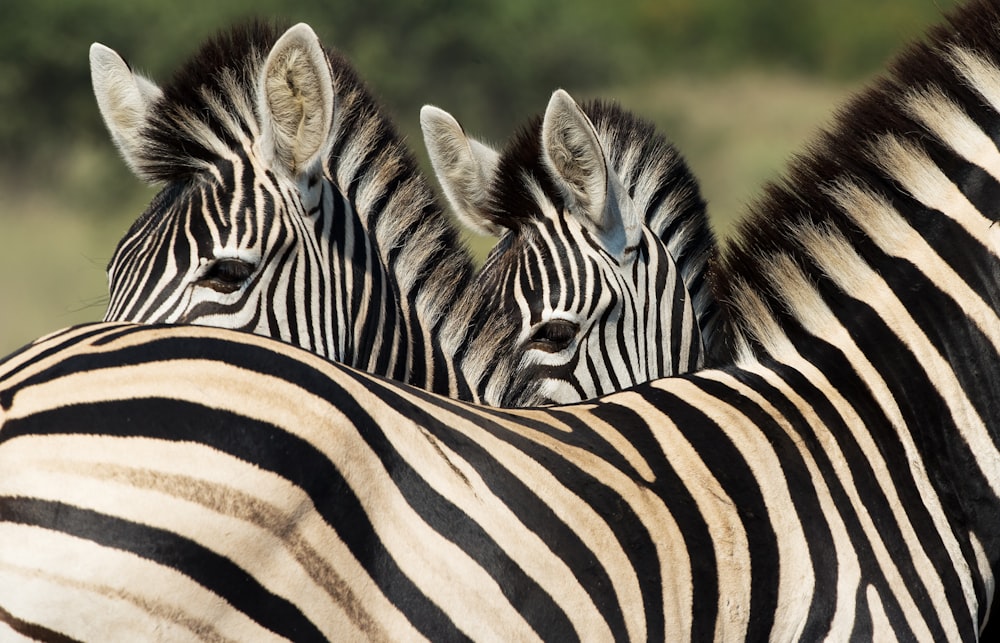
(627, 0), (957, 77)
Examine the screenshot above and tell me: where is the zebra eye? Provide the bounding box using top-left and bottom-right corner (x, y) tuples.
(197, 258), (255, 294)
(527, 319), (579, 352)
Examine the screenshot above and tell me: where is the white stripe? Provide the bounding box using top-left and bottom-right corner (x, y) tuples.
(368, 385), (644, 640)
(656, 374), (815, 642)
(734, 361), (864, 639)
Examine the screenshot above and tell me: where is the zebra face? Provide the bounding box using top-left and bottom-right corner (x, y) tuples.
(96, 22), (485, 391)
(478, 217), (688, 407)
(95, 23), (353, 360)
(104, 152), (332, 351)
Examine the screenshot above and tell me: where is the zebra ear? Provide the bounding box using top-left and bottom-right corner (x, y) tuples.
(420, 105), (504, 237)
(258, 23), (334, 177)
(541, 89), (641, 258)
(90, 43), (162, 179)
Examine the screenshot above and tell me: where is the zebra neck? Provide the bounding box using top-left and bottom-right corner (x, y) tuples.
(318, 55), (479, 396)
(713, 0), (1000, 572)
(719, 147), (1000, 578)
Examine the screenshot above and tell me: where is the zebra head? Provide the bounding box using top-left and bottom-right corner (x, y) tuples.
(425, 90), (716, 406)
(94, 24), (333, 343)
(92, 22), (474, 381)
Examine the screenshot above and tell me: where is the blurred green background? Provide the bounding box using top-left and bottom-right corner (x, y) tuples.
(0, 0), (957, 355)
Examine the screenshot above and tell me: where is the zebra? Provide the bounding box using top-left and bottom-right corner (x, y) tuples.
(3, 0), (1000, 637)
(421, 92), (719, 405)
(92, 20), (716, 407)
(93, 20), (478, 397)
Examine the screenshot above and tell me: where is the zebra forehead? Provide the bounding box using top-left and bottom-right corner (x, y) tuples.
(133, 20), (282, 182)
(486, 114), (558, 230)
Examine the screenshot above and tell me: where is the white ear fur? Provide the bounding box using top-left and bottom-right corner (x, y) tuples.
(420, 105), (503, 237)
(258, 23), (334, 176)
(90, 43), (162, 178)
(541, 89), (641, 258)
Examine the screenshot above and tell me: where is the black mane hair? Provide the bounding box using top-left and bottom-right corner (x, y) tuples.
(138, 20), (284, 181)
(134, 19), (406, 190)
(486, 99), (705, 236)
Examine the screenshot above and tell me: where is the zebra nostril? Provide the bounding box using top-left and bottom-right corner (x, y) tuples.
(196, 258), (256, 294)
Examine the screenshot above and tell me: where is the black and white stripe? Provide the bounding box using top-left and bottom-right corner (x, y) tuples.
(95, 21), (476, 397)
(95, 22), (714, 408)
(6, 0), (999, 638)
(424, 91), (718, 405)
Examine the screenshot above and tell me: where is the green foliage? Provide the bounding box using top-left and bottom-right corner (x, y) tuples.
(1, 0), (956, 184)
(624, 0), (958, 77)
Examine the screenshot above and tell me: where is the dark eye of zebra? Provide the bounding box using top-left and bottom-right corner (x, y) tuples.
(196, 258), (255, 294)
(527, 319), (579, 352)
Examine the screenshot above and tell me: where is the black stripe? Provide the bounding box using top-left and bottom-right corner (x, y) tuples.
(789, 297), (965, 638)
(595, 280), (623, 392)
(821, 285), (985, 636)
(359, 377), (641, 639)
(718, 366), (841, 639)
(643, 381), (780, 639)
(5, 389), (469, 641)
(1, 495), (325, 642)
(0, 603), (82, 643)
(614, 263), (639, 386)
(337, 386), (574, 640)
(1, 324), (119, 403)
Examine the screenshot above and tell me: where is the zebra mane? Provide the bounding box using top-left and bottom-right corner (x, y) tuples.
(488, 99), (721, 352)
(711, 0), (1000, 359)
(136, 20), (281, 181)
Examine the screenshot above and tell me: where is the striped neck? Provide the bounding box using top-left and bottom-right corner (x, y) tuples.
(714, 0), (1000, 568)
(315, 50), (478, 394)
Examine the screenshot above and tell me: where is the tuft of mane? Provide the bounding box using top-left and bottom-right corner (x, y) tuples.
(486, 99), (704, 236)
(486, 112), (556, 230)
(133, 19), (405, 190)
(137, 20), (286, 181)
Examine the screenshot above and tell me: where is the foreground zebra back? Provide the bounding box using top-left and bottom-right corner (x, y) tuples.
(94, 21), (478, 396)
(93, 22), (711, 407)
(424, 90), (718, 405)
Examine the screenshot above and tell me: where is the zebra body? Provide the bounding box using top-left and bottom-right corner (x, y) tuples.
(5, 0), (1000, 639)
(0, 305), (992, 640)
(94, 23), (714, 407)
